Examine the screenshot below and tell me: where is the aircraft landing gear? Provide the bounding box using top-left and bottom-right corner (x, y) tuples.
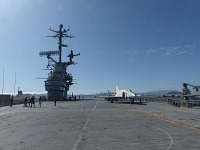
(111, 98), (113, 103)
(130, 98), (134, 104)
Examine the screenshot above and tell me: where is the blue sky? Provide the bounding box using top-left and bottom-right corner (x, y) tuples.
(0, 0), (200, 94)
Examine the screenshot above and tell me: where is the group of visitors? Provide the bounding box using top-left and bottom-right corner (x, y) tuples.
(10, 95), (59, 108)
(23, 95), (42, 108)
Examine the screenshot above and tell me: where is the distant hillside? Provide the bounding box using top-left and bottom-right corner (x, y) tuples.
(144, 90), (181, 96)
(167, 91), (182, 95)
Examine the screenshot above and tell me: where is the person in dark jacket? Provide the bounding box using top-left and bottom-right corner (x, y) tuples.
(31, 95), (35, 108)
(54, 98), (57, 106)
(38, 96), (42, 107)
(10, 95), (14, 107)
(23, 97), (28, 107)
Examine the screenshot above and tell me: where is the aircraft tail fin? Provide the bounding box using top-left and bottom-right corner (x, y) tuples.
(116, 85), (120, 93)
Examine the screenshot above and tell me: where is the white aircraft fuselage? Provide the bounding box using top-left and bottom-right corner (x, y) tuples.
(105, 85), (143, 104)
(114, 85), (136, 98)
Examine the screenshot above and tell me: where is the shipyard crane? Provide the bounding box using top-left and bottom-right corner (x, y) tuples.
(182, 82), (200, 100)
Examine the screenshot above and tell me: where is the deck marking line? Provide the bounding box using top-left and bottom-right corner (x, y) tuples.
(72, 102), (98, 150)
(158, 128), (173, 150)
(130, 108), (200, 132)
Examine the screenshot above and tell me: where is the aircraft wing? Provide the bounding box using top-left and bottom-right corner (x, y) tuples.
(135, 94), (142, 97)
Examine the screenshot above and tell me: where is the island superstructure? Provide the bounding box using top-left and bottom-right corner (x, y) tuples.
(39, 24), (80, 100)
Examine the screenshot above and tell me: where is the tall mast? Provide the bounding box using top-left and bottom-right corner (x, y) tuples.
(46, 24), (73, 63)
(58, 24), (63, 63)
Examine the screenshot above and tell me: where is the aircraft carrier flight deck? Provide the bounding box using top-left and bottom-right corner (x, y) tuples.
(0, 99), (200, 150)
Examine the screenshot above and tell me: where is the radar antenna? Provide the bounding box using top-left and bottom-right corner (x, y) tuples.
(46, 24), (74, 63)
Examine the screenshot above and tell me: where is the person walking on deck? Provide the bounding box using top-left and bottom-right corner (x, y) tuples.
(10, 95), (14, 107)
(38, 96), (42, 107)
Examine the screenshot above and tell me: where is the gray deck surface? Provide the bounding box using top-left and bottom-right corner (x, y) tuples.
(0, 99), (200, 150)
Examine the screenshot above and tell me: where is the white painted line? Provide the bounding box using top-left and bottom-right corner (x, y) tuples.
(93, 101), (98, 111)
(72, 102), (98, 150)
(158, 128), (173, 150)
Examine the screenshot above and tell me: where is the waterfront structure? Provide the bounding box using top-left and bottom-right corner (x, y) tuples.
(40, 24), (80, 100)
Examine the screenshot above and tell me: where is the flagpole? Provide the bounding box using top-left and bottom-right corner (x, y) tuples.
(14, 72), (16, 96)
(2, 68), (4, 95)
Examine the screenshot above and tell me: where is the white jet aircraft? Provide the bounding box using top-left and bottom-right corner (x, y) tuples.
(105, 85), (142, 104)
(115, 85), (136, 98)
